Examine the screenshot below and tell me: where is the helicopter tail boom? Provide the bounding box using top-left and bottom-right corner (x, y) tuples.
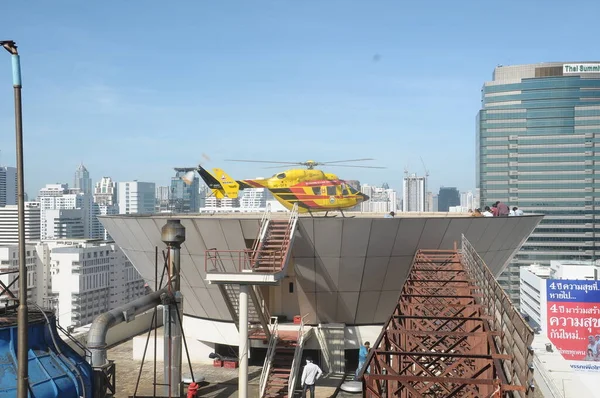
(197, 166), (240, 199)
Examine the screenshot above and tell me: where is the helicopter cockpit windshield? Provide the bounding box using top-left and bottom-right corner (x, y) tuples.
(347, 185), (359, 195)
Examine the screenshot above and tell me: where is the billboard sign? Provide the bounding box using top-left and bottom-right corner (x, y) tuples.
(564, 64), (600, 74)
(547, 280), (600, 371)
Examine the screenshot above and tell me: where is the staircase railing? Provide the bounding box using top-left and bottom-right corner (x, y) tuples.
(287, 314), (308, 398)
(315, 324), (332, 374)
(259, 317), (279, 398)
(252, 203), (272, 263)
(281, 203), (299, 268)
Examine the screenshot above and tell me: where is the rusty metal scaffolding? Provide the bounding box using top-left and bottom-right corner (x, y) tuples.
(361, 237), (534, 398)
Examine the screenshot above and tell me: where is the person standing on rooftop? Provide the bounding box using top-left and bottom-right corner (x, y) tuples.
(301, 357), (323, 398)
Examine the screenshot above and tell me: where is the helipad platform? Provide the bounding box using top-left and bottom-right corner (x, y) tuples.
(100, 212), (541, 328)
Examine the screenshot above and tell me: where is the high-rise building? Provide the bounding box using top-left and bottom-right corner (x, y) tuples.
(118, 181), (156, 215)
(38, 184), (93, 239)
(94, 177), (117, 206)
(0, 166), (17, 207)
(170, 168), (199, 213)
(0, 202), (41, 245)
(460, 191), (475, 211)
(402, 173), (426, 212)
(360, 184), (398, 213)
(155, 185), (171, 212)
(432, 195), (438, 212)
(477, 62), (600, 304)
(49, 240), (146, 327)
(93, 177), (118, 239)
(74, 163), (92, 195)
(425, 192), (434, 212)
(437, 187), (460, 212)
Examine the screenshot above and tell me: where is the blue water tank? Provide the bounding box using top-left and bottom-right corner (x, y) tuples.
(0, 308), (93, 397)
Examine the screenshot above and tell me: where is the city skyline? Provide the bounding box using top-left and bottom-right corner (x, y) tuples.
(2, 2), (598, 197)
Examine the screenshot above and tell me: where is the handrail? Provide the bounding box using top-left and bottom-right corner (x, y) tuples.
(315, 324), (332, 374)
(287, 314), (308, 398)
(252, 203), (272, 262)
(252, 285), (271, 321)
(280, 203), (299, 268)
(56, 321), (92, 363)
(259, 317), (279, 398)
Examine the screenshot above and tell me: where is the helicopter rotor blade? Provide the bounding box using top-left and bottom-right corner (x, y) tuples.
(322, 164), (386, 169)
(225, 159), (303, 165)
(318, 158), (376, 164)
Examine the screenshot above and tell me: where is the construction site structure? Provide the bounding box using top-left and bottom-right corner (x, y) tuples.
(359, 236), (534, 397)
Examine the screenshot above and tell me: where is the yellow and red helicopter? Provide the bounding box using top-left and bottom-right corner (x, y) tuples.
(186, 159), (384, 216)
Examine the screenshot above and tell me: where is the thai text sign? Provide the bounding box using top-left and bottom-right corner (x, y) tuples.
(547, 280), (600, 367)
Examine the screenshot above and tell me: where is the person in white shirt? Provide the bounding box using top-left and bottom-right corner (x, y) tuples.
(301, 357), (323, 398)
(510, 206), (523, 216)
(482, 206), (493, 217)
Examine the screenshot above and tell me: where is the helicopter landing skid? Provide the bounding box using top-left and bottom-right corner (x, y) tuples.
(309, 210), (354, 218)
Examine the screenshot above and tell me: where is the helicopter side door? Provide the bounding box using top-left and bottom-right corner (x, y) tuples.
(326, 185), (337, 204)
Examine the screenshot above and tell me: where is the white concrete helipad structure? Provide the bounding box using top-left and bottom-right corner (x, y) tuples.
(100, 212), (542, 353)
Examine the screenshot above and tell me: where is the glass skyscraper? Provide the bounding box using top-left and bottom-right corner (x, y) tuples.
(477, 62), (600, 305)
(171, 167), (199, 213)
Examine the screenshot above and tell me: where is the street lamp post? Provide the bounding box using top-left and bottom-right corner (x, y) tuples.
(1, 39), (28, 398)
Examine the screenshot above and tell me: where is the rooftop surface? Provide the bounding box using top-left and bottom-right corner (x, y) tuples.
(532, 333), (598, 398)
(108, 328), (346, 398)
(104, 211), (482, 219)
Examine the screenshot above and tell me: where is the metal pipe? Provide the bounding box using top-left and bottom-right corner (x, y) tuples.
(161, 219), (185, 397)
(1, 40), (27, 398)
(239, 284), (249, 398)
(87, 287), (166, 367)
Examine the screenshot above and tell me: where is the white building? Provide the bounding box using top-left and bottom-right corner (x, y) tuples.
(94, 177), (117, 206)
(39, 184), (93, 239)
(48, 239), (146, 327)
(0, 202), (41, 245)
(520, 260), (600, 330)
(201, 196), (239, 212)
(520, 261), (600, 392)
(43, 209), (86, 239)
(0, 244), (41, 304)
(402, 174), (425, 212)
(118, 181), (156, 215)
(94, 177), (118, 239)
(460, 191), (475, 212)
(0, 166), (17, 207)
(239, 188), (267, 210)
(361, 184), (398, 213)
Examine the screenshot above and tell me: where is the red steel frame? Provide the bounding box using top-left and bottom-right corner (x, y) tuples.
(361, 242), (534, 398)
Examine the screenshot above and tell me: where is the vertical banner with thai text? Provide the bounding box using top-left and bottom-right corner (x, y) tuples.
(546, 280), (600, 371)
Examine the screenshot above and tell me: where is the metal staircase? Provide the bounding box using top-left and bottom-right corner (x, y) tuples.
(260, 318), (312, 398)
(251, 203), (298, 273)
(204, 204), (300, 339)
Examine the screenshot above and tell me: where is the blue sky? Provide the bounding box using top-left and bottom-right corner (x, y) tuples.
(0, 1), (598, 197)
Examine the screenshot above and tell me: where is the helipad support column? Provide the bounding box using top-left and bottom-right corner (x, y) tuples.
(238, 284), (249, 398)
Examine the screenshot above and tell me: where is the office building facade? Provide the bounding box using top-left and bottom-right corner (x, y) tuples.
(118, 181), (156, 215)
(477, 62), (600, 304)
(402, 174), (426, 212)
(170, 168), (199, 213)
(0, 166), (17, 207)
(74, 163), (92, 195)
(0, 202), (41, 245)
(437, 187), (460, 211)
